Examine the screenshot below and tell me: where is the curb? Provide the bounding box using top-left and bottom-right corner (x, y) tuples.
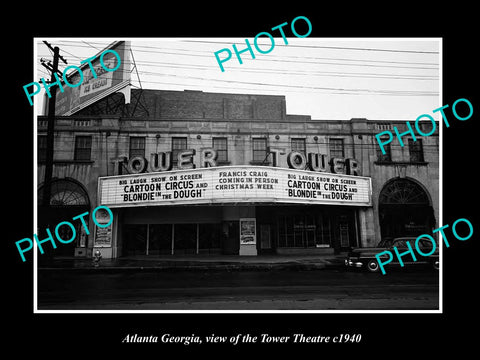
(37, 255), (348, 273)
(37, 261), (333, 273)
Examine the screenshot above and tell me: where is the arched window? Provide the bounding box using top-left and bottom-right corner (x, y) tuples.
(38, 178), (90, 207)
(378, 178), (434, 240)
(37, 179), (91, 257)
(379, 178), (430, 206)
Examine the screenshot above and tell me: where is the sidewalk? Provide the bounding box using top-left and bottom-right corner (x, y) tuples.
(37, 253), (347, 272)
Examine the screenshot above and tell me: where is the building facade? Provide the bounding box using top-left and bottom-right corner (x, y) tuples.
(37, 89), (439, 258)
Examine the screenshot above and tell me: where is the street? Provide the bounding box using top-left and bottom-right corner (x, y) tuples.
(37, 267), (439, 310)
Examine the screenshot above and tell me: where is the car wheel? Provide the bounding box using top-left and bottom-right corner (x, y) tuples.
(366, 259), (380, 273)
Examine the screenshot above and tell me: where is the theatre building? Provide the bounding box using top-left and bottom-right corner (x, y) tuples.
(37, 89), (439, 258)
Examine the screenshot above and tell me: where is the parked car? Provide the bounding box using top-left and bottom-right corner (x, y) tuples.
(345, 237), (439, 273)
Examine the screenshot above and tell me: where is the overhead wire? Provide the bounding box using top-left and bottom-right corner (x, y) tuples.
(33, 63), (438, 97)
(118, 63), (439, 82)
(53, 39), (439, 54)
(52, 41), (440, 69)
(123, 61), (439, 82)
(179, 39), (440, 54)
(41, 41), (440, 76)
(35, 40), (440, 101)
(105, 68), (438, 96)
(45, 48), (434, 84)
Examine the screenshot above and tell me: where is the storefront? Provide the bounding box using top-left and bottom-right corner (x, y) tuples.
(121, 207), (224, 256)
(257, 205), (359, 254)
(97, 164), (372, 257)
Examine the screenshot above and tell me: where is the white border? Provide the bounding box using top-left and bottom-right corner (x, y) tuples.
(438, 38), (443, 313)
(33, 37), (39, 312)
(33, 37), (442, 314)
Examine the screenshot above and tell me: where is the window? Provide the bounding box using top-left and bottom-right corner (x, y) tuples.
(291, 138), (306, 154)
(316, 213), (332, 247)
(38, 135), (47, 162)
(409, 138), (424, 162)
(329, 138), (344, 158)
(277, 213), (322, 248)
(376, 136), (392, 162)
(252, 138), (268, 163)
(375, 123), (393, 131)
(74, 136), (92, 161)
(129, 136), (145, 158)
(172, 137), (188, 166)
(212, 137), (228, 163)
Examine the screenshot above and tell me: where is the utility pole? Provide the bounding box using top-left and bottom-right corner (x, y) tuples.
(41, 41), (67, 206)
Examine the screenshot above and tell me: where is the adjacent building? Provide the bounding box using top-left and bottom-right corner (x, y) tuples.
(37, 89), (439, 258)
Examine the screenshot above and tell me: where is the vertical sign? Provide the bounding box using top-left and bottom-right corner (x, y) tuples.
(240, 218), (256, 245)
(93, 207), (113, 247)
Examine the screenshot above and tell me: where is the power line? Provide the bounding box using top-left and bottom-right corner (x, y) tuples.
(55, 39), (439, 53)
(118, 60), (439, 81)
(64, 39), (439, 55)
(129, 48), (439, 70)
(81, 40), (102, 51)
(52, 41), (440, 70)
(180, 40), (440, 54)
(34, 40), (439, 114)
(54, 40), (440, 66)
(36, 55), (439, 83)
(129, 57), (439, 72)
(57, 48), (83, 61)
(109, 77), (437, 97)
(41, 41), (439, 96)
(34, 58), (438, 97)
(108, 68), (438, 96)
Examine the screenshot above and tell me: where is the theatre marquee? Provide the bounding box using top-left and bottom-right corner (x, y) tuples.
(98, 165), (372, 208)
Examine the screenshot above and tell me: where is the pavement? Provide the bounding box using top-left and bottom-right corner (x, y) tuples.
(37, 253), (347, 272)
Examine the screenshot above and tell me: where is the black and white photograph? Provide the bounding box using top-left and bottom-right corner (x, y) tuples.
(7, 7), (478, 355)
(30, 36), (443, 312)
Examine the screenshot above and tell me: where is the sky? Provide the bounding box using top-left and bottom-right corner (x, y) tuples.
(35, 37), (441, 120)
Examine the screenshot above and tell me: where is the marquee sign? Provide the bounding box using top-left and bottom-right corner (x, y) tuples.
(98, 165), (372, 208)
